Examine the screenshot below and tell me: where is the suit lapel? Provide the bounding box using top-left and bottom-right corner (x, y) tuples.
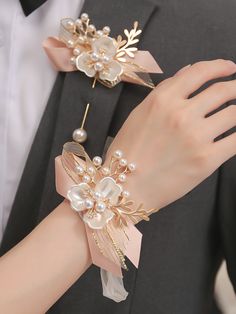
(19, 0), (48, 16)
(0, 0), (157, 255)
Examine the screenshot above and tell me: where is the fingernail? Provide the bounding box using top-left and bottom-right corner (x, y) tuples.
(174, 64), (191, 76)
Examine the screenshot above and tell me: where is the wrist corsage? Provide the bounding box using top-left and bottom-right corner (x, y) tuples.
(55, 141), (159, 302)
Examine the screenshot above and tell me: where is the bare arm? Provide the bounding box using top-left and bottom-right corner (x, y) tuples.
(0, 201), (91, 314)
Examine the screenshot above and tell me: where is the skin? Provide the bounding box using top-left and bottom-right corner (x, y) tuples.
(0, 59), (236, 313)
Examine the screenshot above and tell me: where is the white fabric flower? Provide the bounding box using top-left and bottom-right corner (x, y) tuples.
(67, 177), (122, 229)
(75, 36), (123, 82)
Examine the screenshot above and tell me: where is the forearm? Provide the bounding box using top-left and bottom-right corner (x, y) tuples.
(0, 200), (91, 314)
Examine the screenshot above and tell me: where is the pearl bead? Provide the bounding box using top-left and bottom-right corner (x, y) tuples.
(113, 150), (123, 159)
(119, 158), (128, 167)
(87, 166), (96, 176)
(73, 48), (81, 56)
(72, 128), (87, 143)
(81, 13), (89, 21)
(66, 20), (74, 28)
(93, 191), (102, 199)
(97, 30), (103, 37)
(94, 62), (104, 72)
(84, 198), (94, 209)
(118, 173), (126, 182)
(75, 19), (82, 27)
(122, 190), (130, 198)
(93, 156), (102, 166)
(128, 163), (136, 172)
(102, 55), (110, 64)
(82, 174), (91, 183)
(87, 24), (96, 32)
(103, 26), (111, 35)
(67, 40), (74, 48)
(70, 57), (76, 65)
(75, 165), (84, 175)
(78, 36), (85, 44)
(90, 52), (99, 62)
(96, 201), (106, 212)
(101, 167), (111, 176)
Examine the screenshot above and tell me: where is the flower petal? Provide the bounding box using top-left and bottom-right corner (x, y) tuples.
(95, 177), (122, 205)
(99, 61), (123, 82)
(75, 52), (96, 77)
(83, 209), (114, 229)
(67, 183), (90, 212)
(92, 36), (117, 57)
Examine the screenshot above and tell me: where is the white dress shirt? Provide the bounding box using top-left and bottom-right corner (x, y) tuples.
(0, 0), (84, 244)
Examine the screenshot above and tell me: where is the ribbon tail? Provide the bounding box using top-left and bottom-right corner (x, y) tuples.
(132, 51), (163, 74)
(124, 223), (142, 268)
(43, 37), (74, 71)
(85, 224), (123, 278)
(100, 269), (128, 302)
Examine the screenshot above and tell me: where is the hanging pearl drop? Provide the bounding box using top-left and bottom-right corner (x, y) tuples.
(73, 128), (87, 143)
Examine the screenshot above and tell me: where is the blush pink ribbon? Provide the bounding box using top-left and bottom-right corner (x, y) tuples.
(43, 37), (163, 86)
(55, 156), (142, 278)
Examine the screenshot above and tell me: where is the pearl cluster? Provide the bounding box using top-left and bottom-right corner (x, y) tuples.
(74, 162), (108, 214)
(111, 150), (136, 198)
(63, 13), (111, 65)
(74, 148), (136, 214)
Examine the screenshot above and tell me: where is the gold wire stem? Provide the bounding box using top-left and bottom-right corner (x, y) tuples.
(92, 77), (97, 88)
(81, 103), (90, 129)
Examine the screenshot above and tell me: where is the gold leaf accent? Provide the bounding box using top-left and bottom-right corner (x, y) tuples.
(116, 51), (126, 58)
(115, 21), (142, 59)
(116, 57), (127, 63)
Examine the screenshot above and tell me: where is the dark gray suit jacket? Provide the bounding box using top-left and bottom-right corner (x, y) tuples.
(1, 0), (236, 313)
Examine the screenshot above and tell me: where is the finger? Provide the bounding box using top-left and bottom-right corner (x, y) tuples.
(172, 59), (236, 98)
(191, 80), (236, 116)
(211, 131), (236, 166)
(174, 64), (191, 76)
(205, 105), (236, 139)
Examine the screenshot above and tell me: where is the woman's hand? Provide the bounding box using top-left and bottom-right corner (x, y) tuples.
(105, 59), (236, 210)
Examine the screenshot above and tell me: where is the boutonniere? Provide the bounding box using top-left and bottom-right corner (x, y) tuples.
(43, 13), (162, 88)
